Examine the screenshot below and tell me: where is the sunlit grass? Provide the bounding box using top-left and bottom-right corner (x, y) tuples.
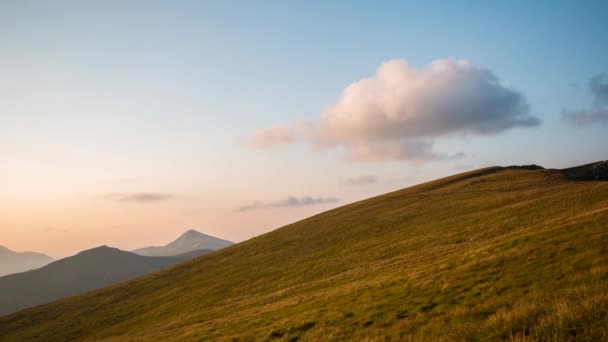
(1, 167), (607, 341)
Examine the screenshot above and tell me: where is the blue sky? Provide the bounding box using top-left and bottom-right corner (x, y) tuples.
(1, 1), (607, 256)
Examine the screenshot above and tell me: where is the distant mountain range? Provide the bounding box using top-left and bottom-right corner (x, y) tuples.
(0, 245), (211, 316)
(0, 230), (232, 316)
(133, 229), (233, 256)
(0, 246), (53, 277)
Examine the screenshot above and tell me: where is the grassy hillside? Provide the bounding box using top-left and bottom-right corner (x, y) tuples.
(1, 166), (607, 341)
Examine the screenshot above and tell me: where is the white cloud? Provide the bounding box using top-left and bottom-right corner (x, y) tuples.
(251, 58), (539, 161)
(237, 196), (338, 212)
(105, 192), (174, 203)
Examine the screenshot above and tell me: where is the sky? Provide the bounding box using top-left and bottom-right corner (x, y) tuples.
(1, 1), (607, 258)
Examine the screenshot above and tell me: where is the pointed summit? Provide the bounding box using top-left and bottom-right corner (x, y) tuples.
(133, 230), (233, 257)
(180, 229), (204, 238)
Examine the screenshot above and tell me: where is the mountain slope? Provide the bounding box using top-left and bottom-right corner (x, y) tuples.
(0, 246), (53, 277)
(1, 165), (607, 341)
(133, 229), (233, 256)
(0, 246), (211, 316)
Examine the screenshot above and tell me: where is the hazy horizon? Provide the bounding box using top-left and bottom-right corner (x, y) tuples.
(2, 1), (607, 258)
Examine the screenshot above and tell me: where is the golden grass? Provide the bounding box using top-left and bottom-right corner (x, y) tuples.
(0, 167), (607, 341)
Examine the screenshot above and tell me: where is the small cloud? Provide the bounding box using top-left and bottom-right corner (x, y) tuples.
(249, 126), (295, 149)
(44, 227), (70, 233)
(590, 74), (608, 106)
(237, 196), (338, 212)
(250, 58), (538, 162)
(341, 174), (378, 185)
(563, 73), (608, 125)
(563, 108), (608, 125)
(105, 192), (174, 203)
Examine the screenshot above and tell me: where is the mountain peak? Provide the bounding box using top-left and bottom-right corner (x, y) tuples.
(133, 230), (233, 257)
(181, 229), (204, 238)
(88, 245), (114, 251)
(76, 246), (123, 257)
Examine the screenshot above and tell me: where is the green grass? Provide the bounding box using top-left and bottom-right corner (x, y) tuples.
(1, 166), (607, 341)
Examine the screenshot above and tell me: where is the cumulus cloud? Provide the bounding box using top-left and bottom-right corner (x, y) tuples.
(314, 59), (536, 141)
(563, 74), (608, 125)
(341, 174), (378, 185)
(251, 59), (539, 161)
(237, 196), (338, 212)
(105, 192), (174, 203)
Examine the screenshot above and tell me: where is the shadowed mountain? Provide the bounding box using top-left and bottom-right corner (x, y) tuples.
(133, 229), (233, 256)
(561, 160), (608, 181)
(0, 246), (210, 316)
(1, 163), (607, 340)
(0, 246), (53, 277)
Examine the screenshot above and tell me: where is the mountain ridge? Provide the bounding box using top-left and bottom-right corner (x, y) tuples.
(0, 245), (211, 316)
(0, 245), (53, 277)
